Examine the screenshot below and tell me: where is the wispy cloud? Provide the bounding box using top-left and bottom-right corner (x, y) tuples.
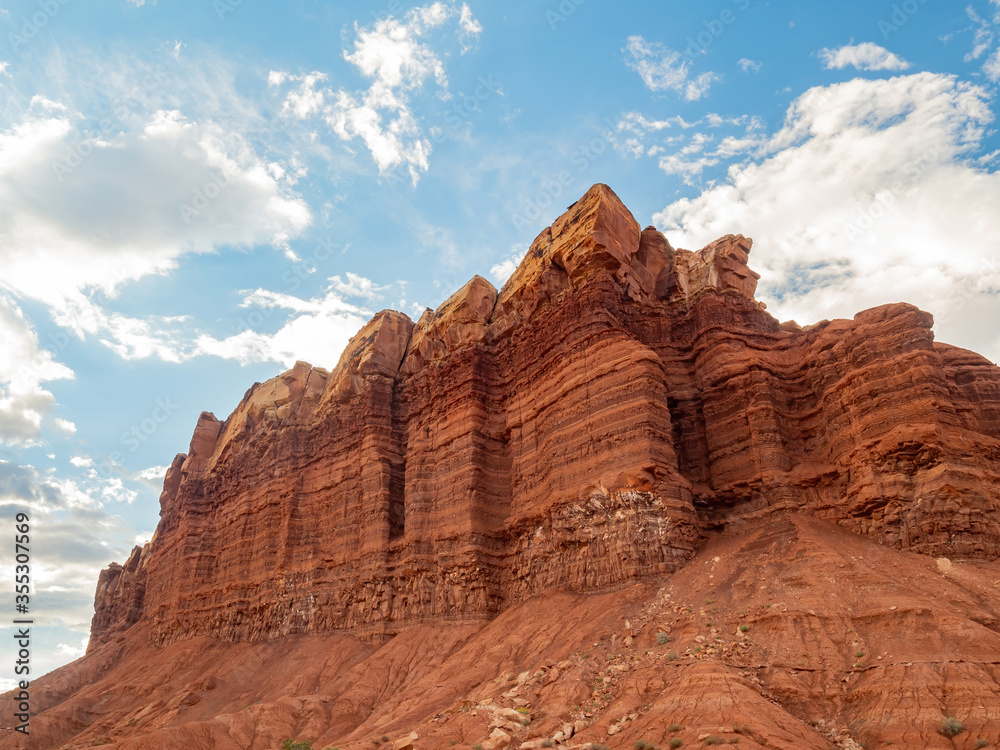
(624, 35), (719, 101)
(819, 42), (911, 71)
(271, 2), (482, 184)
(655, 72), (1000, 364)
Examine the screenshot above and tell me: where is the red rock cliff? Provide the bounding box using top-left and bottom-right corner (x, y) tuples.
(90, 184), (1000, 652)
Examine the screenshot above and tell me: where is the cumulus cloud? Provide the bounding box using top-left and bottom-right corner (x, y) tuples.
(0, 462), (144, 678)
(738, 58), (762, 74)
(654, 72), (1000, 364)
(136, 465), (168, 482)
(272, 2), (482, 184)
(0, 98), (313, 378)
(624, 35), (719, 101)
(819, 42), (911, 71)
(193, 277), (379, 368)
(0, 107), (311, 316)
(490, 244), (528, 284)
(0, 294), (75, 446)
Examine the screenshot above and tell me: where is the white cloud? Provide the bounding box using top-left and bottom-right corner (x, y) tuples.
(964, 6), (995, 61)
(70, 456), (93, 468)
(0, 294), (75, 446)
(280, 72), (328, 118)
(54, 418), (77, 435)
(55, 636), (88, 660)
(194, 278), (378, 368)
(329, 272), (389, 300)
(819, 42), (911, 71)
(490, 244), (528, 284)
(136, 465), (168, 481)
(619, 114), (765, 185)
(624, 35), (719, 101)
(654, 72), (1000, 364)
(273, 2), (482, 183)
(985, 46), (1000, 80)
(738, 58), (762, 74)
(0, 460), (146, 679)
(458, 3), (483, 50)
(0, 107), (311, 319)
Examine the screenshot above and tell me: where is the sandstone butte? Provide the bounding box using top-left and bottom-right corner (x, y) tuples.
(6, 184), (1000, 750)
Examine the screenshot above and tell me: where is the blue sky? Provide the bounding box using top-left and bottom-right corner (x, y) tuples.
(1, 0), (999, 685)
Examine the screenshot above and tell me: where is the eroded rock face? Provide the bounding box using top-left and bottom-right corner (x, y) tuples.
(89, 183), (1000, 653)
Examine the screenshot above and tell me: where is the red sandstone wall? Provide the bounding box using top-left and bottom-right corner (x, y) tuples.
(90, 184), (1000, 651)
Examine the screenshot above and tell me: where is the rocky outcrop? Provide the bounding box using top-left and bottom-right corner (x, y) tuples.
(87, 184), (1000, 660)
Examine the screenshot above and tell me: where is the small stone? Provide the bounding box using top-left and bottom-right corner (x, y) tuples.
(393, 732), (419, 750)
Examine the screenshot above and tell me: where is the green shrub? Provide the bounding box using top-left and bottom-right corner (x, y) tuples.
(702, 738), (726, 746)
(940, 717), (965, 738)
(670, 740), (683, 749)
(739, 625), (749, 632)
(668, 724), (682, 732)
(657, 632), (671, 645)
(283, 741), (312, 750)
(974, 741), (989, 749)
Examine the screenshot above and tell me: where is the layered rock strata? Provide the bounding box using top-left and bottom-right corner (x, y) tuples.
(90, 184), (1000, 652)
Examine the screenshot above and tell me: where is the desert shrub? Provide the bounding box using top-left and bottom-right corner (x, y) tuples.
(739, 625), (749, 632)
(940, 717), (965, 738)
(541, 741), (554, 748)
(634, 741), (657, 750)
(282, 741), (312, 750)
(657, 632), (671, 645)
(668, 724), (682, 732)
(670, 740), (683, 749)
(974, 741), (989, 749)
(702, 738), (726, 746)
